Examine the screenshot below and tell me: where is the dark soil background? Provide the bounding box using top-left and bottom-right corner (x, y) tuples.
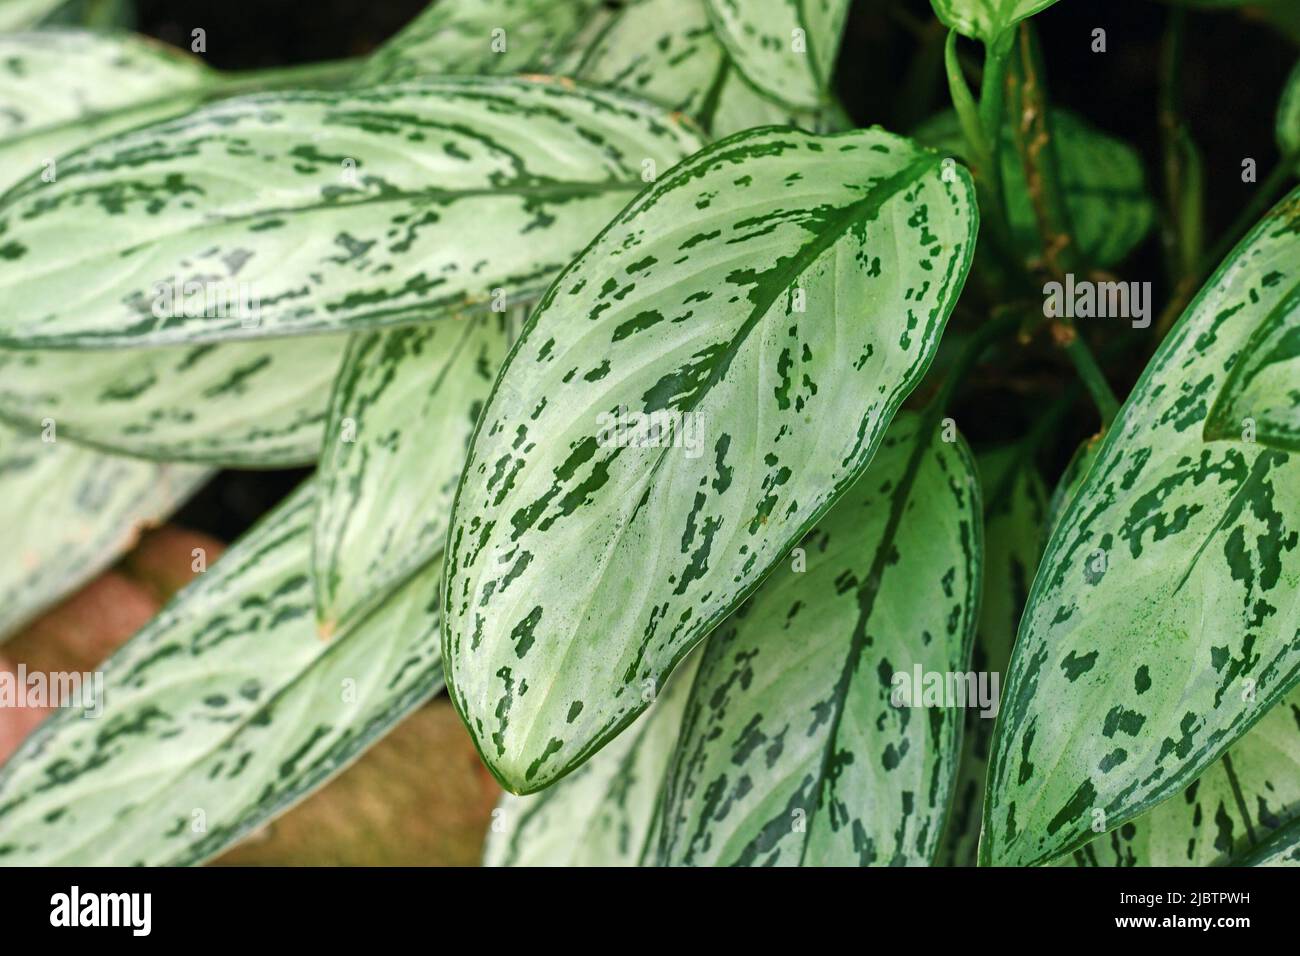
(139, 0), (1295, 541)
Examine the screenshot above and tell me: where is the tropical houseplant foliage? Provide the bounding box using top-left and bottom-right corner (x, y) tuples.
(0, 0), (1298, 867)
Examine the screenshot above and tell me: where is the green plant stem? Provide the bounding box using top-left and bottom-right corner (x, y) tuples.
(1061, 327), (1120, 428)
(943, 30), (1019, 271)
(1158, 6), (1205, 286)
(944, 30), (991, 170)
(1009, 22), (1078, 278)
(1154, 156), (1296, 338)
(978, 30), (1014, 232)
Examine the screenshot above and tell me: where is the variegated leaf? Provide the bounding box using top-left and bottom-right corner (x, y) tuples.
(0, 77), (702, 350)
(0, 482), (446, 865)
(1070, 685), (1300, 866)
(314, 311), (517, 632)
(705, 0), (849, 111)
(1044, 436), (1099, 543)
(0, 422), (209, 640)
(982, 186), (1300, 867)
(0, 30), (210, 194)
(1200, 78), (1300, 454)
(915, 109), (1155, 269)
(1241, 818), (1300, 866)
(356, 0), (602, 85)
(1203, 198), (1300, 453)
(939, 446), (1047, 866)
(0, 31), (362, 467)
(483, 651), (700, 866)
(558, 0), (841, 139)
(929, 0), (1063, 44)
(651, 413), (981, 866)
(444, 126), (978, 794)
(0, 335), (348, 466)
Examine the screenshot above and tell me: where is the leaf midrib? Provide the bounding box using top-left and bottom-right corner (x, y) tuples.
(628, 154), (938, 496)
(2, 501), (441, 865)
(504, 153), (940, 771)
(0, 180), (642, 348)
(797, 421), (936, 864)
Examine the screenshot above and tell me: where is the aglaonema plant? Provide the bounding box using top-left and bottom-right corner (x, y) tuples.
(0, 0), (1298, 868)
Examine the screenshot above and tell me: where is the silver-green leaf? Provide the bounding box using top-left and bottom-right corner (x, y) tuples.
(939, 445), (1046, 866)
(559, 0), (842, 138)
(0, 336), (348, 466)
(0, 422), (209, 640)
(0, 482), (445, 865)
(356, 0), (602, 85)
(313, 311), (517, 632)
(1240, 817), (1300, 866)
(483, 650), (700, 866)
(982, 186), (1300, 867)
(705, 0), (849, 111)
(1044, 436), (1099, 544)
(0, 30), (357, 467)
(1203, 196), (1300, 454)
(0, 29), (210, 195)
(1070, 685), (1300, 866)
(929, 0), (1062, 44)
(1199, 79), (1300, 454)
(444, 125), (978, 794)
(651, 413), (981, 866)
(0, 76), (702, 350)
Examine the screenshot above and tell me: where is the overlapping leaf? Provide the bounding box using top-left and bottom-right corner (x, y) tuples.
(0, 482), (446, 865)
(1199, 81), (1300, 453)
(940, 446), (1047, 866)
(443, 125), (977, 794)
(0, 76), (702, 350)
(0, 29), (210, 194)
(1204, 198), (1300, 454)
(0, 76), (699, 465)
(557, 0), (842, 138)
(0, 33), (340, 466)
(1240, 818), (1300, 866)
(1044, 436), (1098, 542)
(651, 414), (981, 866)
(1070, 685), (1300, 866)
(705, 0), (849, 111)
(915, 108), (1154, 269)
(0, 336), (348, 466)
(356, 0), (602, 85)
(982, 187), (1300, 867)
(483, 652), (700, 866)
(0, 422), (209, 640)
(314, 311), (517, 632)
(929, 0), (1062, 44)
